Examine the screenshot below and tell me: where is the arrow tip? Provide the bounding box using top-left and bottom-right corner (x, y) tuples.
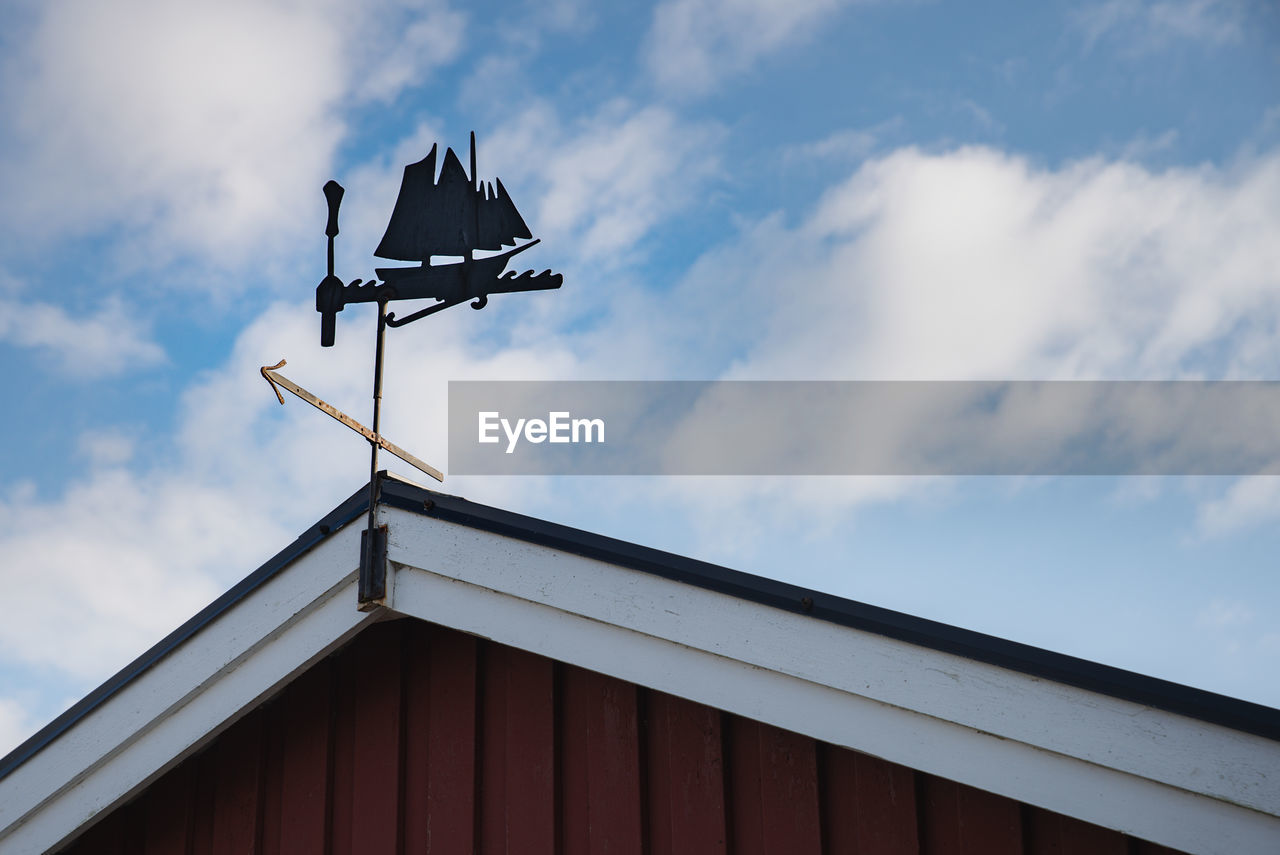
(261, 359), (287, 405)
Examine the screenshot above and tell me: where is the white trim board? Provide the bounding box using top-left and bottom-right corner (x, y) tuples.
(383, 505), (1280, 855)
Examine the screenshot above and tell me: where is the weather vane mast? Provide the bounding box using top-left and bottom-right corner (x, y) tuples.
(264, 132), (561, 610)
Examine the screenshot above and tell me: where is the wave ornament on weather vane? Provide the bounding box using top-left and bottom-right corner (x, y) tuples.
(262, 133), (562, 610)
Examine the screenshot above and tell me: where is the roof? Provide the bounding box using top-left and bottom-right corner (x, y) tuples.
(2, 473), (1278, 854)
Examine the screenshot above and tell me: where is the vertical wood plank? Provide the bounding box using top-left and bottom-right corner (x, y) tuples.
(210, 711), (265, 855)
(142, 762), (195, 855)
(727, 716), (767, 855)
(1025, 807), (1129, 855)
(277, 663), (333, 855)
(479, 643), (556, 855)
(349, 622), (403, 855)
(258, 701), (286, 855)
(115, 801), (147, 854)
(1133, 841), (1190, 855)
(122, 803), (147, 855)
(329, 646), (358, 855)
(102, 810), (128, 855)
(644, 689), (674, 855)
(65, 802), (131, 855)
(563, 667), (644, 855)
(757, 721), (822, 855)
(428, 626), (479, 851)
(402, 621), (434, 853)
(504, 646), (557, 854)
(645, 691), (727, 855)
(592, 670), (644, 855)
(821, 744), (919, 854)
(920, 775), (1021, 855)
(189, 749), (218, 855)
(58, 827), (88, 855)
(561, 664), (592, 855)
(403, 622), (479, 853)
(919, 775), (960, 855)
(728, 716), (822, 855)
(479, 641), (508, 855)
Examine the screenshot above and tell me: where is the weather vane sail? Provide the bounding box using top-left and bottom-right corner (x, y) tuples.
(265, 132), (561, 611)
(315, 132), (562, 340)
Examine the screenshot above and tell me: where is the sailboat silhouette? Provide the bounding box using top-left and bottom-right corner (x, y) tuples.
(316, 133), (561, 345)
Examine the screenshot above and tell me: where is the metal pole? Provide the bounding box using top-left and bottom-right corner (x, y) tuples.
(359, 299), (389, 607)
(369, 298), (386, 527)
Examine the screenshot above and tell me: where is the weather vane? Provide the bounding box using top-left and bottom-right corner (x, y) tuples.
(262, 132), (561, 609)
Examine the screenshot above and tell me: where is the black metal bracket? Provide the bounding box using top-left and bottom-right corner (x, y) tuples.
(385, 295), (468, 328)
(358, 521), (389, 610)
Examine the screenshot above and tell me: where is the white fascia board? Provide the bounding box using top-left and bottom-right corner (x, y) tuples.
(384, 507), (1280, 855)
(0, 522), (378, 855)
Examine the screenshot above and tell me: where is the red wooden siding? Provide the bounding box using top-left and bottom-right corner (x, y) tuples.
(58, 619), (1189, 855)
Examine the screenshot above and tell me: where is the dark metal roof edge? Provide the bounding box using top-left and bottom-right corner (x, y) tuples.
(378, 475), (1280, 743)
(0, 485), (372, 782)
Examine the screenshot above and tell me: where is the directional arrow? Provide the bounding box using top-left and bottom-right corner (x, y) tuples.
(261, 359), (443, 483)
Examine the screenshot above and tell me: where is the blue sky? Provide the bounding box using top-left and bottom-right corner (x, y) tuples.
(1, 0), (1278, 752)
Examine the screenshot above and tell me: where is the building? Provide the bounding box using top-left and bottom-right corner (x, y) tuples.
(1, 473), (1276, 854)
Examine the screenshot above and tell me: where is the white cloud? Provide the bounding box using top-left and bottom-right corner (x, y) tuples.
(541, 0), (598, 33)
(645, 0), (852, 96)
(452, 139), (1280, 412)
(781, 120), (903, 166)
(1195, 597), (1255, 629)
(483, 101), (723, 265)
(77, 430), (136, 468)
(0, 473), (264, 679)
(0, 696), (44, 759)
(428, 141), (1280, 526)
(0, 0), (465, 271)
(723, 146), (1280, 381)
(551, 143), (1280, 532)
(1075, 0), (1248, 51)
(1185, 597), (1280, 689)
(1117, 129), (1181, 162)
(353, 5), (465, 102)
(1194, 475), (1280, 538)
(0, 295), (164, 377)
